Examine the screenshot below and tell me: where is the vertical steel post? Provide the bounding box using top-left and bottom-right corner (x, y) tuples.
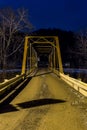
(21, 37), (28, 74)
(50, 52), (53, 69)
(30, 43), (32, 71)
(48, 55), (50, 68)
(34, 48), (38, 68)
(35, 50), (38, 67)
(55, 49), (58, 69)
(55, 37), (63, 73)
(53, 46), (56, 69)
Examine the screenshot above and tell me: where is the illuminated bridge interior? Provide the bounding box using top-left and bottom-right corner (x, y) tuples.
(22, 36), (63, 75)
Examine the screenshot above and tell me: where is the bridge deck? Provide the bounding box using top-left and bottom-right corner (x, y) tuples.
(0, 69), (87, 130)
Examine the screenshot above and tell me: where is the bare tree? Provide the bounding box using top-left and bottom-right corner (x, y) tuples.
(0, 7), (33, 74)
(76, 31), (87, 56)
(75, 31), (87, 68)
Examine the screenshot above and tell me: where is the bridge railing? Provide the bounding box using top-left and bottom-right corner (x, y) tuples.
(0, 67), (38, 102)
(53, 69), (87, 97)
(25, 67), (38, 77)
(0, 74), (25, 99)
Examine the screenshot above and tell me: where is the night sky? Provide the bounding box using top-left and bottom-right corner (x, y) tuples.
(0, 0), (87, 32)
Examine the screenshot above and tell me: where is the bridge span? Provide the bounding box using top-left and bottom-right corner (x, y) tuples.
(0, 68), (87, 130)
(0, 36), (87, 130)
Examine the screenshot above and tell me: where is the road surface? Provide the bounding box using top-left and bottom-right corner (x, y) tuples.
(0, 69), (87, 130)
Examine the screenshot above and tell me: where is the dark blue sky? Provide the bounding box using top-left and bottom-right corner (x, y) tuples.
(0, 0), (87, 32)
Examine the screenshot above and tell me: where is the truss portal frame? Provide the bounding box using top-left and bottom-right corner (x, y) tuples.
(21, 36), (63, 74)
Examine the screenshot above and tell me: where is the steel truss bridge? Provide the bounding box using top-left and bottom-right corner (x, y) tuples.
(21, 36), (63, 74)
(0, 36), (87, 130)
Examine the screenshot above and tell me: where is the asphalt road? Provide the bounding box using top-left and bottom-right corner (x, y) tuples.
(0, 69), (87, 130)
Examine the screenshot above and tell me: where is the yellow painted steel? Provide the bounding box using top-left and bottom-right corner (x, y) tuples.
(21, 37), (28, 74)
(31, 47), (37, 68)
(53, 47), (56, 69)
(29, 43), (32, 71)
(50, 52), (53, 69)
(55, 37), (63, 73)
(21, 36), (63, 74)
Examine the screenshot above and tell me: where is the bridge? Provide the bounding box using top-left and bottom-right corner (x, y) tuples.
(0, 36), (87, 130)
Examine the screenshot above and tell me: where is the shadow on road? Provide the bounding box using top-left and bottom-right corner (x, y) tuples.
(17, 98), (66, 109)
(0, 98), (66, 114)
(0, 104), (18, 114)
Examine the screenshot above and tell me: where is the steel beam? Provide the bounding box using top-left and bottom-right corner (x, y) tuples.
(21, 37), (28, 74)
(55, 37), (63, 73)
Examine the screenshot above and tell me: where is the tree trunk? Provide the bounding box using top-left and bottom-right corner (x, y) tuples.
(2, 54), (7, 80)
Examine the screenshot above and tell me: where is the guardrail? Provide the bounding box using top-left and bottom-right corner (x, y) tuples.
(0, 74), (24, 88)
(0, 74), (25, 100)
(26, 67), (38, 77)
(0, 68), (38, 104)
(53, 69), (87, 97)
